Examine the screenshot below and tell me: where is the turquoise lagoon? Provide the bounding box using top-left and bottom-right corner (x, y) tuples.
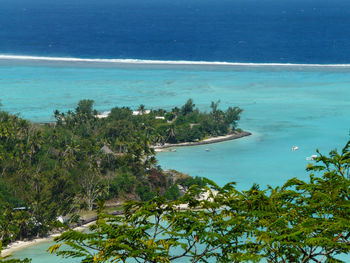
(1, 59), (349, 261)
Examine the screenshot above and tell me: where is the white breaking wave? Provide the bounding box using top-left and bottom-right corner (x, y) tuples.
(1, 54), (350, 67)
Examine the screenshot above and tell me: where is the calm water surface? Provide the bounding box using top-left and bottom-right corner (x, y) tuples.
(2, 61), (349, 262)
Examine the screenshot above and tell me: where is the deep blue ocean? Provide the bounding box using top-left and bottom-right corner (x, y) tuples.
(1, 0), (350, 63)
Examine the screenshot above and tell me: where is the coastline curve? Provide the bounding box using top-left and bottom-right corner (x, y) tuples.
(153, 131), (252, 151)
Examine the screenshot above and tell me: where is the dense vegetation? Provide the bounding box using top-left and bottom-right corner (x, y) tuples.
(3, 99), (348, 262)
(128, 98), (243, 144)
(0, 99), (241, 249)
(51, 141), (350, 262)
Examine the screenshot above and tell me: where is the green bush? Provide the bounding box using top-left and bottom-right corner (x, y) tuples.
(164, 184), (180, 200)
(136, 184), (156, 201)
(115, 173), (136, 194)
(177, 176), (206, 188)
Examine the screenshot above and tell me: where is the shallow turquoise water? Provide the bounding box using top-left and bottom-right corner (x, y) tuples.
(2, 60), (349, 261)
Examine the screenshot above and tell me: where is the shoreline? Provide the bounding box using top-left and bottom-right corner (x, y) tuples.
(1, 210), (124, 257)
(1, 226), (94, 259)
(2, 132), (250, 257)
(1, 222), (94, 257)
(153, 131), (251, 152)
(1, 188), (218, 257)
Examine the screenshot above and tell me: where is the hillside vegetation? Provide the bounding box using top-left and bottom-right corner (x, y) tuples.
(0, 99), (241, 247)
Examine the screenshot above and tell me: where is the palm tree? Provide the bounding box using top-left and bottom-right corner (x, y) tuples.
(138, 104), (146, 115)
(156, 134), (166, 145)
(166, 126), (176, 142)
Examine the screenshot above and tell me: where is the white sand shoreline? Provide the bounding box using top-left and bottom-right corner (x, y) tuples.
(1, 222), (95, 257)
(2, 188), (219, 257)
(153, 131), (251, 152)
(1, 132), (251, 257)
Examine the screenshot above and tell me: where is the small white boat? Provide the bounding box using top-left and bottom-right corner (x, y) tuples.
(205, 148), (210, 152)
(170, 149), (177, 152)
(291, 146), (299, 151)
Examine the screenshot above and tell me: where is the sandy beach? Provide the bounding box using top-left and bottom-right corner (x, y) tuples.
(153, 130), (251, 152)
(1, 222), (95, 257)
(1, 188), (218, 257)
(1, 132), (249, 258)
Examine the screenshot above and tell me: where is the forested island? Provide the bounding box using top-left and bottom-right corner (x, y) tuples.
(0, 99), (244, 253)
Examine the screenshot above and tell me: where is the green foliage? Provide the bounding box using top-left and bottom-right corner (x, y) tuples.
(0, 101), (160, 243)
(155, 98), (244, 143)
(0, 99), (243, 255)
(0, 182), (22, 208)
(242, 141), (350, 262)
(135, 183), (156, 201)
(177, 176), (207, 188)
(181, 98), (195, 116)
(114, 173), (136, 194)
(225, 106), (243, 129)
(108, 107), (132, 121)
(5, 98), (350, 262)
(108, 180), (119, 199)
(163, 184), (180, 200)
(51, 182), (252, 262)
(75, 99), (95, 117)
(0, 253), (31, 263)
(50, 140), (350, 262)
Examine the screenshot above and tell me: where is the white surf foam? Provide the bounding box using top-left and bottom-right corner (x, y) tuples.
(1, 54), (350, 67)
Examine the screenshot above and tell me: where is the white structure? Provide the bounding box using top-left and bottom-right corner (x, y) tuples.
(155, 116), (165, 120)
(132, 110), (151, 116)
(96, 111), (111, 118)
(57, 216), (64, 224)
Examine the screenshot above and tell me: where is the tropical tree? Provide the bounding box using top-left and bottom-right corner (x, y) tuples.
(49, 181), (255, 262)
(138, 104), (146, 115)
(0, 99), (246, 253)
(181, 99), (195, 116)
(80, 167), (105, 211)
(246, 142), (350, 262)
(75, 99), (95, 117)
(49, 140), (350, 263)
(166, 125), (176, 143)
(224, 106), (243, 129)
